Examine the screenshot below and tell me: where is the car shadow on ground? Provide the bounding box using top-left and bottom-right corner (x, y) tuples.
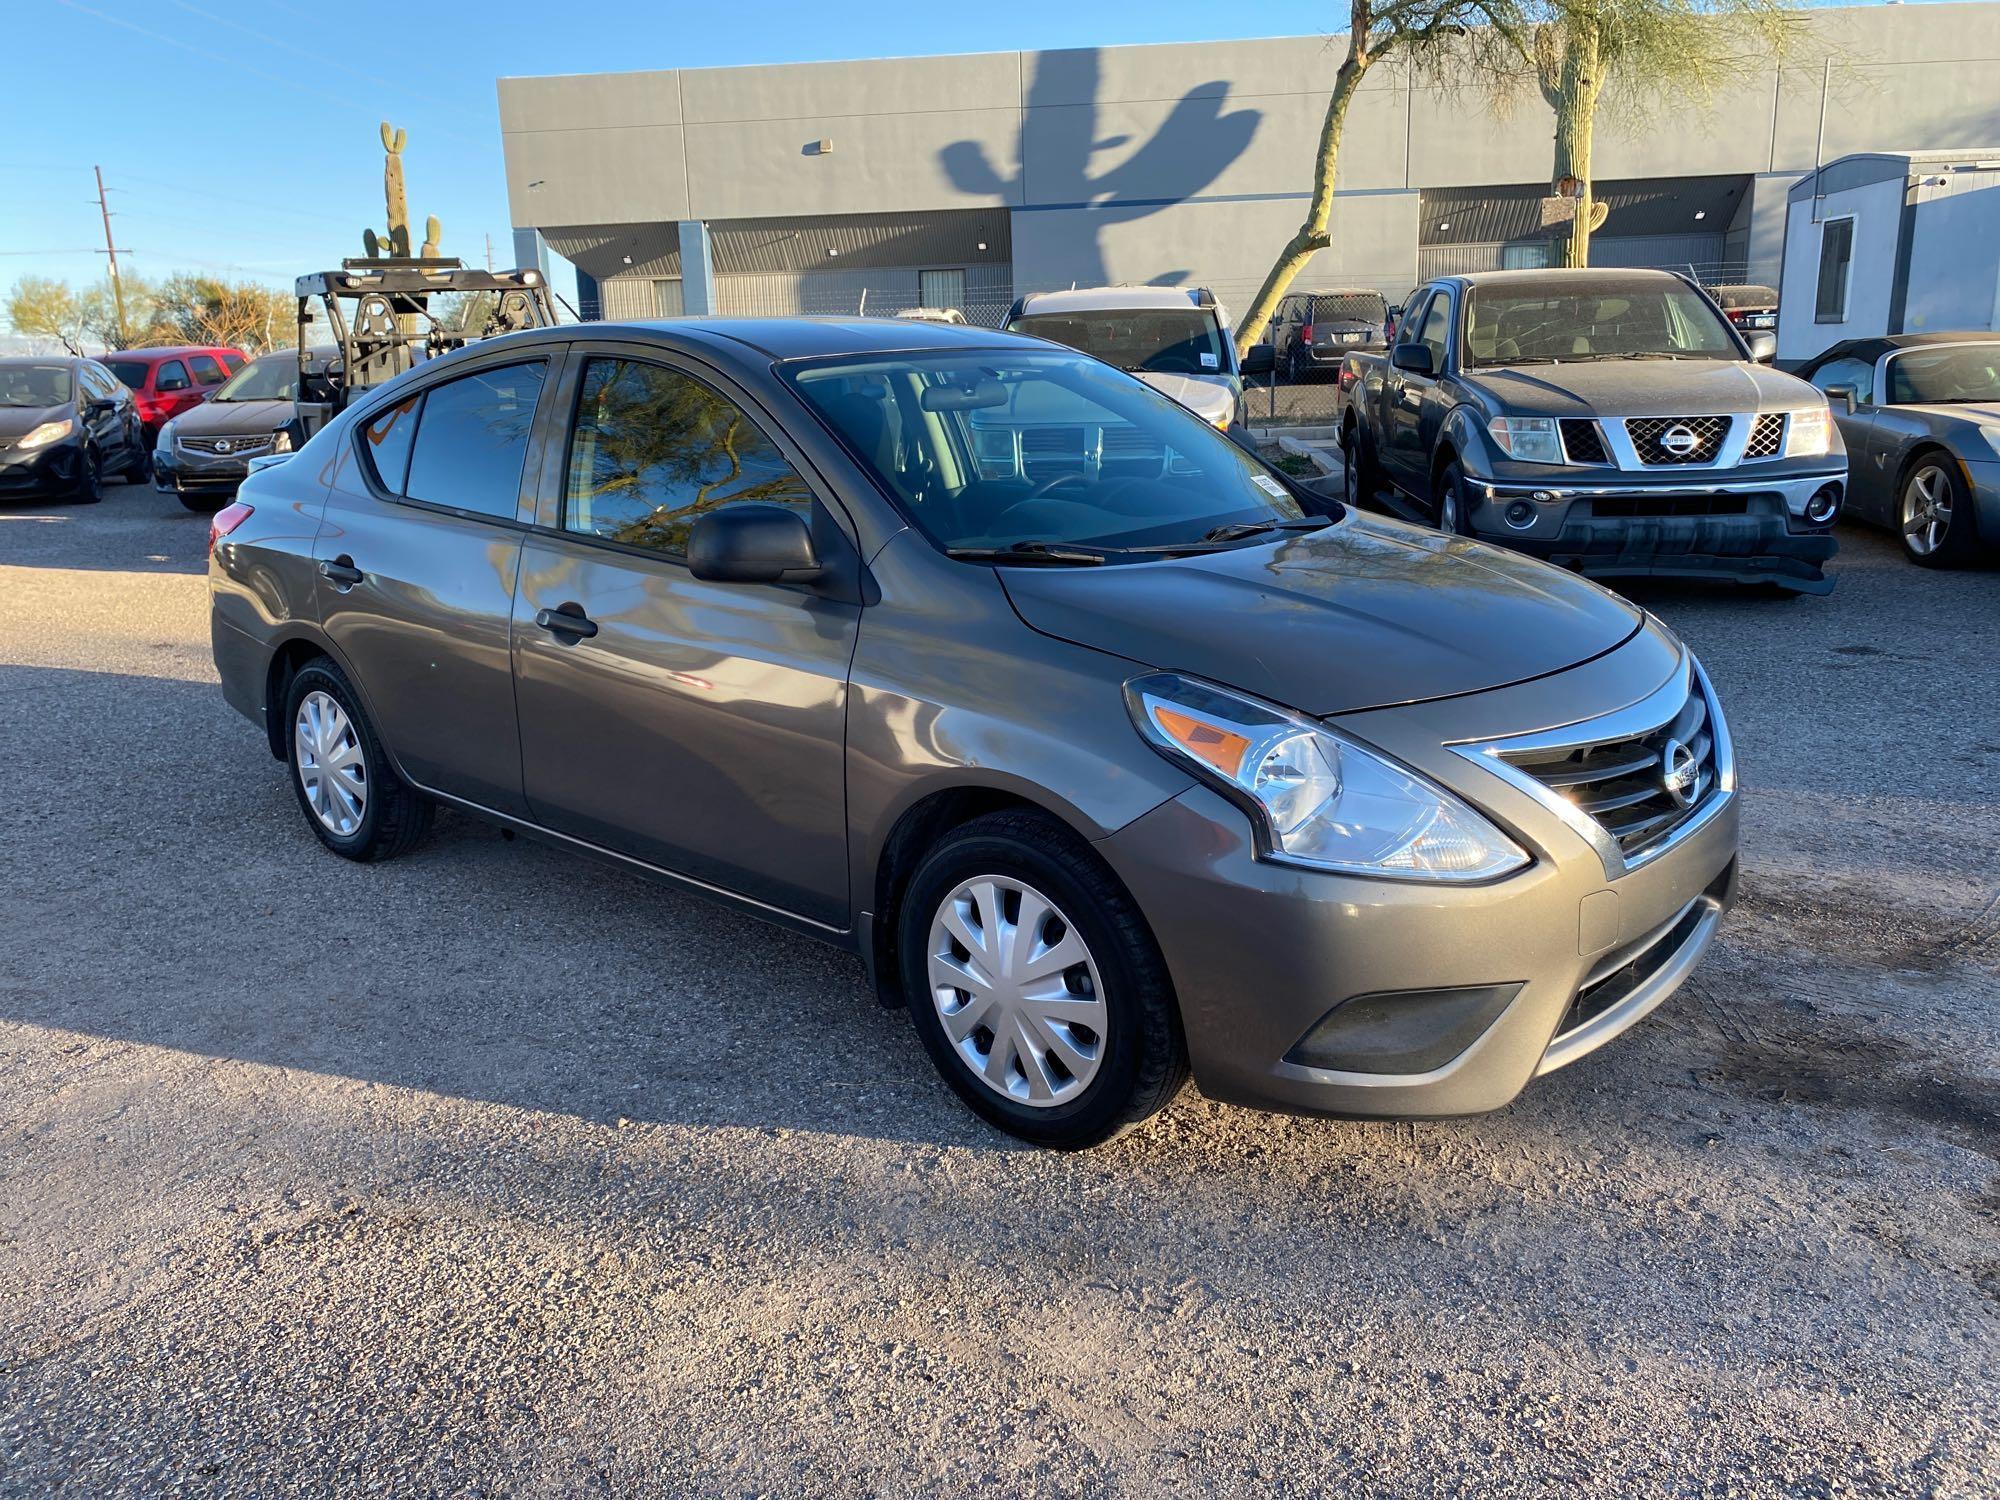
(0, 476), (209, 574)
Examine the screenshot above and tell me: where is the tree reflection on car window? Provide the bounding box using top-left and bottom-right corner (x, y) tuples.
(563, 359), (813, 558)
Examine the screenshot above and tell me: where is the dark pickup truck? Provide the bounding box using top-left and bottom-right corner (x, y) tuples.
(1337, 269), (1848, 593)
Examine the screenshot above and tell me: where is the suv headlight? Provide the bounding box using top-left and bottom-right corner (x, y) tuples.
(18, 418), (74, 450)
(156, 419), (179, 452)
(270, 428), (293, 453)
(1126, 673), (1529, 882)
(1486, 416), (1565, 465)
(1785, 406), (1831, 458)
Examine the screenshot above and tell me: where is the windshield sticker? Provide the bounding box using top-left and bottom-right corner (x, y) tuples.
(1252, 473), (1288, 498)
(1200, 352), (1218, 369)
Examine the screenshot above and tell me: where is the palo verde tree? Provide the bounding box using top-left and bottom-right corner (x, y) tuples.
(1518, 0), (1805, 267)
(1233, 0), (1531, 361)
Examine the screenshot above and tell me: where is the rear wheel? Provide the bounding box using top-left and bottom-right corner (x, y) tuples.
(896, 810), (1187, 1148)
(283, 659), (432, 862)
(1899, 457), (1981, 567)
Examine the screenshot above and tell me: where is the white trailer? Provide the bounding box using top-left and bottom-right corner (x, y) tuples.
(1777, 148), (2000, 365)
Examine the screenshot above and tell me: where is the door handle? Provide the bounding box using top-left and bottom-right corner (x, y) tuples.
(318, 556), (364, 588)
(535, 604), (598, 639)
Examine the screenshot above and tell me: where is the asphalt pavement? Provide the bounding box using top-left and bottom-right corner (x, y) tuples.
(2, 476), (1995, 1497)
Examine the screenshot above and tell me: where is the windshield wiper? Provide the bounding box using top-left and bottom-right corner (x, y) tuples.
(945, 541), (1110, 566)
(1198, 516), (1330, 543)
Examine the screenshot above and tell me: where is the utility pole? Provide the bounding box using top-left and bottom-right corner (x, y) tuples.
(93, 165), (131, 345)
(485, 232), (493, 272)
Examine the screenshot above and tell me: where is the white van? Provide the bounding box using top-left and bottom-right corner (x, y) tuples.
(1005, 286), (1242, 429)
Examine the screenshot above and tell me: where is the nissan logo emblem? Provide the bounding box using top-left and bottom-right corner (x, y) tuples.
(215, 439), (232, 454)
(1659, 424), (1699, 456)
(1660, 737), (1700, 808)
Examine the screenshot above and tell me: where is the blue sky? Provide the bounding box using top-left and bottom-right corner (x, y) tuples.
(2, 0), (1346, 312)
(3, 0), (1898, 316)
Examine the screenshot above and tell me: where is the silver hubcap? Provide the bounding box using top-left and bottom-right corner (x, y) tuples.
(295, 690), (367, 836)
(927, 875), (1107, 1108)
(1902, 466), (1952, 556)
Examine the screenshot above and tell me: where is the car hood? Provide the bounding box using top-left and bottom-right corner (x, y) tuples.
(1133, 371), (1237, 424)
(999, 512), (1643, 716)
(1901, 400), (2000, 427)
(173, 398), (293, 436)
(1468, 358), (1817, 417)
(0, 404), (70, 440)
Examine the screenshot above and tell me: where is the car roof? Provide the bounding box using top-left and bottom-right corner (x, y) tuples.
(106, 345), (239, 361)
(0, 355), (81, 367)
(1297, 286), (1387, 298)
(1014, 286), (1209, 316)
(1445, 268), (1686, 289)
(1809, 331), (2000, 367)
(567, 317), (1040, 361)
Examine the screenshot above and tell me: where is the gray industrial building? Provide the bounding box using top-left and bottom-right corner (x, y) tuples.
(499, 2), (2000, 327)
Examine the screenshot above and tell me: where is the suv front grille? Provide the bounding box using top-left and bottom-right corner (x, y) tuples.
(1626, 415), (1729, 465)
(1499, 682), (1718, 859)
(1020, 425), (1087, 474)
(1559, 419), (1609, 465)
(1742, 413), (1784, 460)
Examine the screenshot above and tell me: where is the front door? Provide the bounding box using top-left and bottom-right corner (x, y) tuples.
(1384, 291), (1447, 492)
(313, 354), (555, 816)
(511, 346), (859, 929)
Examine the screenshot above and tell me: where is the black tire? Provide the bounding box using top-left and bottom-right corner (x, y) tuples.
(72, 448), (104, 504)
(282, 658), (432, 862)
(1897, 456), (1982, 568)
(896, 809), (1188, 1149)
(1341, 420), (1379, 509)
(120, 436), (149, 480)
(1434, 457), (1473, 536)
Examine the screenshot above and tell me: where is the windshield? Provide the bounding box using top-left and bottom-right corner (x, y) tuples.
(1885, 344), (2000, 405)
(0, 365), (73, 407)
(1009, 309), (1229, 377)
(786, 350), (1315, 561)
(104, 360), (148, 390)
(1313, 292), (1388, 325)
(212, 356), (299, 403)
(1465, 281), (1740, 365)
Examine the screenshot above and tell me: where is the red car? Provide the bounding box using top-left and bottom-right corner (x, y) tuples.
(101, 346), (247, 443)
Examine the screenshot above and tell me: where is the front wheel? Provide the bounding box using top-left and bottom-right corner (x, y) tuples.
(896, 810), (1188, 1148)
(1899, 458), (1981, 567)
(283, 659), (432, 862)
(1341, 421), (1378, 508)
(71, 448), (104, 504)
(1435, 458), (1473, 537)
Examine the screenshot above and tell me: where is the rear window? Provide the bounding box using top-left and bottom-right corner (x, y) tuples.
(105, 360), (148, 389)
(398, 361), (546, 520)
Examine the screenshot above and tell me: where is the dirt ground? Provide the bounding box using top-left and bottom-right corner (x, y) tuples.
(2, 479), (1994, 1497)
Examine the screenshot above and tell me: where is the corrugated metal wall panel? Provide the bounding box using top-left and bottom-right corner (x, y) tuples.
(599, 277), (664, 319)
(713, 262), (1014, 323)
(542, 222), (682, 281)
(710, 209), (1012, 274)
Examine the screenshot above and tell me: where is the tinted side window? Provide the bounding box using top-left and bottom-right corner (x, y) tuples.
(563, 357), (813, 558)
(1397, 293), (1432, 346)
(223, 353), (246, 372)
(402, 362), (546, 520)
(1809, 355), (1874, 405)
(156, 360), (191, 390)
(1815, 218), (1853, 322)
(358, 393), (422, 494)
(190, 354), (227, 385)
(105, 359), (146, 390)
(1419, 297), (1451, 368)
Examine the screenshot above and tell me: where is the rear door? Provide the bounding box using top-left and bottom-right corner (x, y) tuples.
(510, 342), (860, 927)
(313, 352), (559, 816)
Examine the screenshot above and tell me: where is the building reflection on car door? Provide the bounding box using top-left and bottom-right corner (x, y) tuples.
(510, 346), (860, 929)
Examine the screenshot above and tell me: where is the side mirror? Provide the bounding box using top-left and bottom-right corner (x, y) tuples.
(1391, 343), (1434, 376)
(1745, 330), (1777, 364)
(687, 504), (821, 585)
(1240, 342), (1274, 377)
(1823, 384), (1858, 415)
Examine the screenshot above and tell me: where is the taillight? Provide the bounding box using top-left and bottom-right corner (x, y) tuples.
(208, 501), (253, 558)
(1301, 323), (1315, 345)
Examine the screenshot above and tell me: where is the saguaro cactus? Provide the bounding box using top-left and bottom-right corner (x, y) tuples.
(361, 122), (442, 260)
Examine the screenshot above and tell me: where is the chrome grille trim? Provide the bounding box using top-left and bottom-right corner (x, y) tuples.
(178, 433), (272, 456)
(1626, 415), (1731, 465)
(1450, 654), (1736, 882)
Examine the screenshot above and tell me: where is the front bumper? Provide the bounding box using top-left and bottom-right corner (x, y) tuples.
(154, 445), (254, 494)
(1094, 630), (1741, 1118)
(1465, 470), (1845, 593)
(0, 438), (87, 497)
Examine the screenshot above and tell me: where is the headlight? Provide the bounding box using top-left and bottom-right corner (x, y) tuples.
(156, 420), (179, 452)
(1485, 416), (1564, 465)
(1126, 673), (1529, 882)
(1785, 406), (1831, 458)
(270, 429), (293, 453)
(18, 418), (74, 450)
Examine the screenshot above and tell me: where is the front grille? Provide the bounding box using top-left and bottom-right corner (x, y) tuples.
(1099, 423), (1164, 470)
(1500, 681), (1718, 859)
(1588, 494), (1750, 518)
(1560, 419), (1609, 465)
(1742, 413), (1784, 460)
(178, 433), (271, 456)
(1626, 415), (1730, 465)
(1556, 893), (1713, 1040)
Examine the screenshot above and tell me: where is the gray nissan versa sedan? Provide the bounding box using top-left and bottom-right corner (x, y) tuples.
(209, 318), (1739, 1147)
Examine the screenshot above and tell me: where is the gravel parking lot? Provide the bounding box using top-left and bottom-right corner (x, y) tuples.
(2, 477), (1995, 1497)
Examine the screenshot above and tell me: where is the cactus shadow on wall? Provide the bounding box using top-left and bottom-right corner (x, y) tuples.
(941, 49), (1261, 290)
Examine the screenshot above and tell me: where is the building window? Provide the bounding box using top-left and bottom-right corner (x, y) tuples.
(1501, 242), (1551, 271)
(1815, 217), (1854, 324)
(918, 268), (966, 311)
(654, 278), (684, 318)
